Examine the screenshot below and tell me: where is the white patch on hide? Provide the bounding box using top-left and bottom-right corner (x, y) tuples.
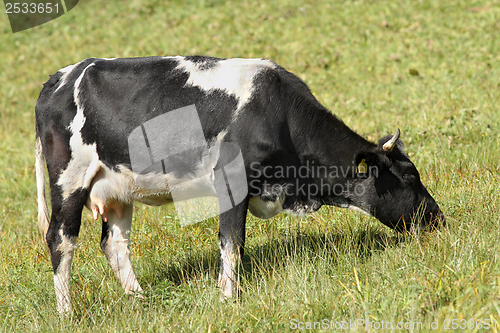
(249, 195), (285, 219)
(174, 57), (275, 114)
(345, 204), (373, 217)
(218, 242), (240, 299)
(54, 63), (78, 93)
(57, 62), (101, 201)
(101, 204), (142, 294)
(54, 229), (77, 314)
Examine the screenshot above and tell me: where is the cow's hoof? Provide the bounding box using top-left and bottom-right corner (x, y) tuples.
(128, 291), (145, 300)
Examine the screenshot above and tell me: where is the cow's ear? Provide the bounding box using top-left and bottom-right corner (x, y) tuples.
(354, 151), (383, 176)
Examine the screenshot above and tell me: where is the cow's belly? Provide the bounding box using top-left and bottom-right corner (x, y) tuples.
(86, 164), (216, 221)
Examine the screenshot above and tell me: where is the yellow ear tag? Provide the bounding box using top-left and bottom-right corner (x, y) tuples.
(357, 159), (367, 173)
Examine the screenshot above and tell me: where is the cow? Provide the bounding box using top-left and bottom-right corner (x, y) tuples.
(35, 56), (445, 313)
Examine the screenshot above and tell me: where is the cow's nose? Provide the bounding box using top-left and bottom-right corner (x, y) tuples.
(428, 210), (446, 230)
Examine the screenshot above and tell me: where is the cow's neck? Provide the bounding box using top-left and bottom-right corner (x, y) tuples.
(290, 105), (376, 170)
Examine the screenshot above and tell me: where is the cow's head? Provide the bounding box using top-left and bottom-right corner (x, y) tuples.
(350, 129), (445, 232)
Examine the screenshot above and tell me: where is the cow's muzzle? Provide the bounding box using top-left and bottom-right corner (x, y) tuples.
(421, 209), (446, 232)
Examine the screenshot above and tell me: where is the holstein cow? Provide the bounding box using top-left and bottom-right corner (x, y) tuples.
(35, 56), (445, 313)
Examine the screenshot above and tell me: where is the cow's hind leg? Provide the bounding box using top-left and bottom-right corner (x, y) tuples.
(218, 197), (249, 299)
(46, 187), (87, 314)
(100, 203), (143, 295)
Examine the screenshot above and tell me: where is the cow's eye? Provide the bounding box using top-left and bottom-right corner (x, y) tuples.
(403, 174), (417, 184)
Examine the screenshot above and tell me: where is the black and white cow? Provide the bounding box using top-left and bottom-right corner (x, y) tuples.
(35, 56), (445, 313)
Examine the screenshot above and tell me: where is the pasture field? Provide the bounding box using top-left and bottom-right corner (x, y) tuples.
(1, 0), (500, 331)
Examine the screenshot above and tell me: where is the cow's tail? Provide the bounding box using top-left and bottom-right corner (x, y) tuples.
(35, 135), (50, 241)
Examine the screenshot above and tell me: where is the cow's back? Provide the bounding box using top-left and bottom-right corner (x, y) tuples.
(36, 56), (281, 169)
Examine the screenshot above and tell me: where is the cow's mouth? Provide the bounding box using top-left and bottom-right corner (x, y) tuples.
(398, 209), (446, 233)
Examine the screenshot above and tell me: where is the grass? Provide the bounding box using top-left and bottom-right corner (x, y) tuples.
(1, 0), (500, 331)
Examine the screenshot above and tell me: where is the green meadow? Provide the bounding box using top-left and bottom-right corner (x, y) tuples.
(1, 0), (500, 331)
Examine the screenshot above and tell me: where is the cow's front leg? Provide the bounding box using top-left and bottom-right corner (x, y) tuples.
(218, 197), (249, 299)
(100, 203), (143, 296)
